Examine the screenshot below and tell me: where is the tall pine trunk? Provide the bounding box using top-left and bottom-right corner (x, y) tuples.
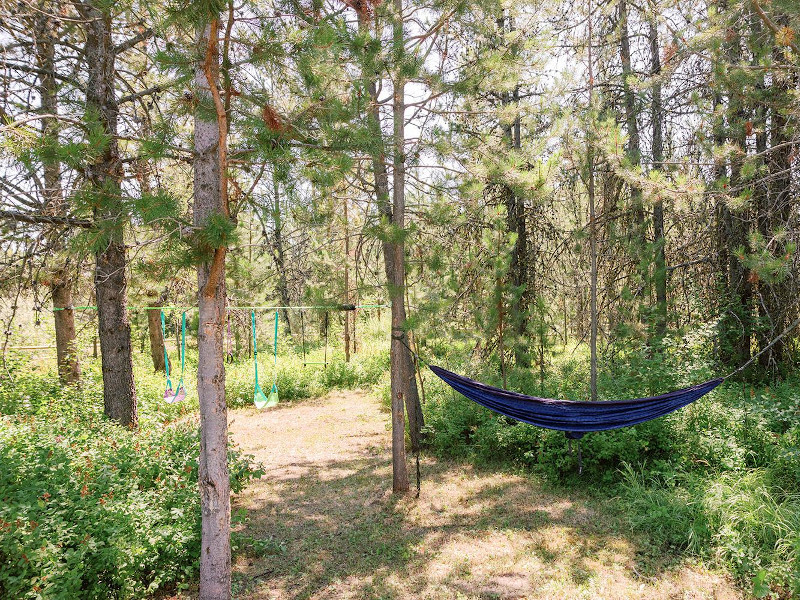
(344, 196), (351, 362)
(758, 34), (793, 371)
(588, 0), (598, 402)
(619, 0), (647, 314)
(79, 2), (136, 427)
(35, 11), (80, 384)
(649, 16), (667, 340)
(359, 7), (422, 492)
(498, 13), (530, 368)
(389, 0), (411, 492)
(271, 176), (292, 333)
(720, 25), (753, 368)
(195, 19), (231, 599)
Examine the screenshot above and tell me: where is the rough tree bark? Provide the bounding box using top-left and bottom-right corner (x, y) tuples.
(588, 0), (598, 402)
(146, 297), (167, 373)
(758, 28), (794, 371)
(344, 196), (351, 362)
(146, 308), (167, 372)
(78, 1), (137, 427)
(619, 0), (642, 204)
(389, 0), (412, 492)
(619, 0), (648, 313)
(195, 19), (231, 599)
(51, 271), (80, 384)
(720, 24), (753, 368)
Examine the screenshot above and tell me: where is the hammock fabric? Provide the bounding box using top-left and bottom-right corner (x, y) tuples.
(429, 365), (724, 439)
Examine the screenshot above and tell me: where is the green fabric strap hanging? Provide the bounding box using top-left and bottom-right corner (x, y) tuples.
(252, 310), (278, 409)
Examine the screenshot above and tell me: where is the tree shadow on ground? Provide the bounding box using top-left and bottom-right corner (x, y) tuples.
(223, 391), (740, 600)
(229, 451), (725, 599)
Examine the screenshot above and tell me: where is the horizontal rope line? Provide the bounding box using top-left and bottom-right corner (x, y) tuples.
(52, 303), (388, 312)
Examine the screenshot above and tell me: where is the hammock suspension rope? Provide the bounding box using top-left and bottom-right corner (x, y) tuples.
(399, 314), (800, 446)
(299, 309), (330, 368)
(53, 303), (380, 312)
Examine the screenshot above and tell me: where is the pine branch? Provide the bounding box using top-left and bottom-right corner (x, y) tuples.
(119, 85), (164, 105)
(114, 29), (154, 55)
(0, 209), (93, 229)
(751, 0), (799, 54)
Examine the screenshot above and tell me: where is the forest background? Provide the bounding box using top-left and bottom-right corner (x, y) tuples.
(0, 0), (798, 597)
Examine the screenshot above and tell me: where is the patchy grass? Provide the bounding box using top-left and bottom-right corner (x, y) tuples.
(212, 390), (741, 600)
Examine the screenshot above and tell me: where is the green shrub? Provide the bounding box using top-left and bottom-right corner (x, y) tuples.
(704, 470), (800, 594)
(0, 359), (260, 599)
(0, 411), (258, 599)
(423, 376), (494, 460)
(772, 426), (800, 490)
(0, 315), (390, 598)
(224, 343), (390, 409)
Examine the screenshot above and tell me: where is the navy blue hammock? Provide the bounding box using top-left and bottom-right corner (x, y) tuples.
(429, 365), (724, 439)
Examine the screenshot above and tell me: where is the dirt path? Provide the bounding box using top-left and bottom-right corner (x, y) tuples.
(229, 390), (741, 600)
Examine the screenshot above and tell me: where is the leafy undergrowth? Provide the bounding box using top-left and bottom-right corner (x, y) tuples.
(420, 329), (800, 597)
(223, 349), (389, 409)
(0, 357), (261, 599)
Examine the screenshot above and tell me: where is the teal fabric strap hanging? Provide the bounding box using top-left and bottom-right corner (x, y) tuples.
(160, 310), (172, 396)
(252, 310), (278, 409)
(266, 310), (279, 406)
(163, 311), (187, 404)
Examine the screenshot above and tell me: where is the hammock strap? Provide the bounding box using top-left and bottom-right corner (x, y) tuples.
(251, 310), (259, 389)
(393, 327), (430, 369)
(300, 310), (307, 366)
(160, 310), (170, 385)
(392, 327), (425, 494)
(724, 314), (800, 379)
(176, 312), (186, 389)
(273, 309), (278, 383)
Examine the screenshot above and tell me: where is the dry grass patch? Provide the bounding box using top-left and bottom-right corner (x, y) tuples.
(212, 389), (743, 599)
